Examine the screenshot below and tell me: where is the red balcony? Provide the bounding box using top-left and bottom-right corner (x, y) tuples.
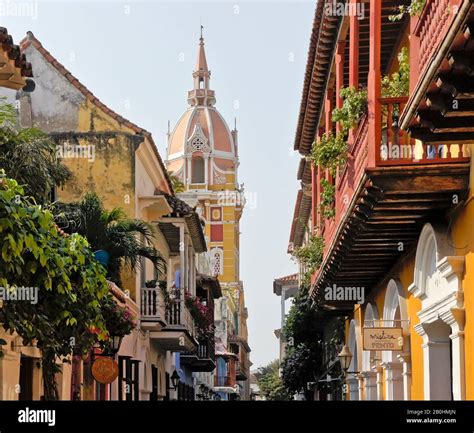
(214, 375), (235, 388)
(312, 97), (470, 307)
(180, 339), (216, 372)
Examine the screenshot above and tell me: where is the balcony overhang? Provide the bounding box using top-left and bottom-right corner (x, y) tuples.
(311, 163), (470, 309)
(138, 195), (172, 220)
(401, 2), (474, 140)
(0, 28), (32, 90)
(180, 355), (216, 372)
(149, 327), (197, 352)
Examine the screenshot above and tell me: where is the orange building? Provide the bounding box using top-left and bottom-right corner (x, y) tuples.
(288, 0), (474, 401)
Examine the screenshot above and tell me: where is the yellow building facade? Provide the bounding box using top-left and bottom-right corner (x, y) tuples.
(289, 0), (474, 401)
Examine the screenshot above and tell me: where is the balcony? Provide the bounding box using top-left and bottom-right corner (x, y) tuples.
(235, 360), (248, 381)
(180, 339), (216, 372)
(313, 96), (470, 308)
(147, 295), (198, 352)
(214, 375), (235, 388)
(402, 0), (474, 142)
(140, 287), (167, 329)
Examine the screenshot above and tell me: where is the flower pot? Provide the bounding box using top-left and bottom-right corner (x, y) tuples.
(94, 250), (110, 267)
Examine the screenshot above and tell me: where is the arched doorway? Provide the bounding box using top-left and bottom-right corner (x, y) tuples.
(361, 304), (379, 400)
(347, 319), (361, 400)
(381, 279), (408, 400)
(409, 223), (465, 400)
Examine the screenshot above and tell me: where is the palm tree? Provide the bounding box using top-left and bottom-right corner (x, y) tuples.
(52, 192), (166, 286)
(0, 97), (71, 203)
(167, 170), (185, 193)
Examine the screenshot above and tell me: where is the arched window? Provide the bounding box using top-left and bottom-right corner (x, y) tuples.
(192, 156), (205, 183)
(211, 248), (223, 276)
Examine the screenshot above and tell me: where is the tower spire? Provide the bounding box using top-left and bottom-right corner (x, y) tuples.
(189, 28), (215, 107)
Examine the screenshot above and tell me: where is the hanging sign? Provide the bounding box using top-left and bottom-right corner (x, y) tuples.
(363, 327), (404, 351)
(92, 357), (119, 384)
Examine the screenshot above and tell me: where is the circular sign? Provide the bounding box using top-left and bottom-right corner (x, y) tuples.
(92, 357), (119, 384)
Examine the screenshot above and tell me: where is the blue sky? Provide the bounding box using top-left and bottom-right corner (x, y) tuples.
(2, 0), (314, 368)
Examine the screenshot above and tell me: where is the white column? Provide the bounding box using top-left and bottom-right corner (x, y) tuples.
(381, 362), (404, 400)
(362, 371), (377, 400)
(204, 154), (209, 188)
(415, 323), (451, 400)
(346, 375), (359, 401)
(373, 365), (383, 400)
(442, 308), (466, 400)
(397, 353), (412, 401)
(187, 157), (192, 185)
(179, 223), (186, 324)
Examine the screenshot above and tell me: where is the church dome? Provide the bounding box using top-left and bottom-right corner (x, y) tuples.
(168, 105), (235, 157)
(166, 33), (238, 184)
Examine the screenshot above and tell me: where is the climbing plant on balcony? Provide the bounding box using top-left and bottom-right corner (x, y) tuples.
(332, 87), (368, 134)
(0, 172), (110, 399)
(389, 0), (426, 21)
(100, 295), (136, 343)
(382, 47), (410, 98)
(281, 286), (324, 399)
(310, 132), (348, 177)
(294, 234), (325, 288)
(319, 178), (336, 220)
(184, 292), (215, 339)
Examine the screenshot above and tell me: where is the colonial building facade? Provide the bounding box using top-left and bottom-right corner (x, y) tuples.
(166, 34), (251, 400)
(0, 31), (221, 401)
(289, 0), (474, 401)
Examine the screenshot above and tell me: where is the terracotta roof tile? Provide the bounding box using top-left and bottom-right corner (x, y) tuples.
(0, 27), (32, 78)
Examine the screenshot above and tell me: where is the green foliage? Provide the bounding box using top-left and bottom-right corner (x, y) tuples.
(319, 178), (336, 220)
(100, 294), (136, 342)
(310, 132), (348, 178)
(0, 172), (110, 399)
(332, 87), (368, 134)
(281, 288), (323, 396)
(294, 234), (324, 277)
(167, 170), (185, 193)
(0, 98), (71, 203)
(254, 360), (291, 401)
(184, 292), (215, 340)
(282, 287), (322, 344)
(52, 192), (166, 286)
(281, 343), (321, 396)
(389, 0), (426, 21)
(382, 47), (410, 97)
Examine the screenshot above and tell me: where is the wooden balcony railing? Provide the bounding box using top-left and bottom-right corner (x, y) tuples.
(214, 375), (235, 388)
(183, 339), (215, 360)
(314, 95), (470, 283)
(140, 287), (166, 322)
(165, 297), (196, 338)
(415, 0), (459, 76)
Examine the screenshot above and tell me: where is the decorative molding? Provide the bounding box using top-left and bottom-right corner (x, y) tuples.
(213, 171), (226, 185)
(185, 123), (210, 154)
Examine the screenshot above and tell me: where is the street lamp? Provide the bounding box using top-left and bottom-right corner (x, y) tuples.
(109, 335), (123, 355)
(338, 344), (353, 373)
(170, 369), (180, 390)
